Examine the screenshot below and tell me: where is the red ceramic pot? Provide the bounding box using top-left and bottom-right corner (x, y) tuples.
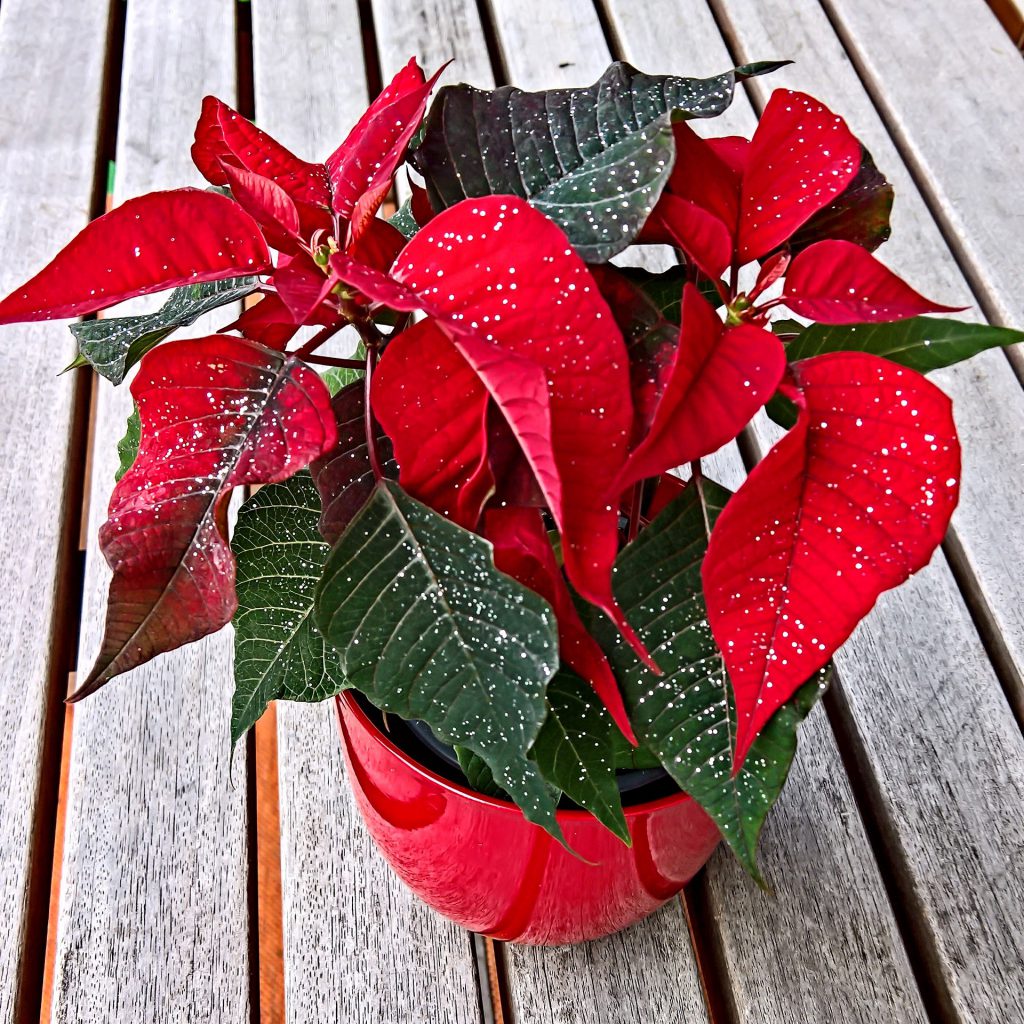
(335, 692), (721, 945)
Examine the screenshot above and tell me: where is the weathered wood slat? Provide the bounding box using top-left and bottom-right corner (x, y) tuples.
(705, 2), (1024, 1019)
(250, 3), (483, 1020)
(821, 0), (1024, 333)
(50, 4), (254, 1021)
(0, 2), (110, 1020)
(815, 0), (1024, 719)
(596, 3), (939, 1021)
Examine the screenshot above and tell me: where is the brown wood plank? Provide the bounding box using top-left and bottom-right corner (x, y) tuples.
(0, 1), (111, 1020)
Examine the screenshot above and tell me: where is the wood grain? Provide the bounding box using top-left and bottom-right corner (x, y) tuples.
(819, 0), (1024, 332)
(249, 4), (483, 1020)
(0, 1), (110, 1020)
(49, 3), (254, 1021)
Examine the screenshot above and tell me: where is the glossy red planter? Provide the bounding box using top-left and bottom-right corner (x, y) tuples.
(335, 692), (721, 945)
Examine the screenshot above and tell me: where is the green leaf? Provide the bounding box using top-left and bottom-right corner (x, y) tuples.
(388, 199), (421, 240)
(769, 316), (1024, 430)
(68, 276), (258, 384)
(413, 61), (785, 262)
(531, 671), (630, 843)
(454, 746), (507, 799)
(784, 316), (1024, 373)
(315, 481), (564, 840)
(594, 477), (826, 880)
(115, 405), (141, 483)
(231, 472), (346, 744)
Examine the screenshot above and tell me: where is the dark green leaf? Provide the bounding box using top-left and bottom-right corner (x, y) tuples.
(594, 477), (826, 879)
(115, 405), (141, 483)
(784, 316), (1024, 374)
(531, 671), (630, 843)
(454, 746), (507, 799)
(414, 61), (785, 262)
(68, 276), (258, 384)
(231, 472), (345, 743)
(388, 199), (420, 240)
(315, 481), (564, 840)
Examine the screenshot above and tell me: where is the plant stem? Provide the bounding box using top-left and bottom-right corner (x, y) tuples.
(364, 344), (384, 482)
(294, 320), (346, 359)
(627, 481), (644, 543)
(690, 459), (713, 541)
(301, 355), (365, 369)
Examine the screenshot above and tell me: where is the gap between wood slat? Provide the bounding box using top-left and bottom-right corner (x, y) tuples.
(987, 0), (1024, 49)
(16, 3), (127, 1020)
(681, 876), (740, 1024)
(707, 0), (1024, 740)
(474, 0), (511, 84)
(357, 0), (384, 102)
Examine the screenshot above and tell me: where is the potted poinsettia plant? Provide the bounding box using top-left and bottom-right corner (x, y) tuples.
(3, 56), (1021, 946)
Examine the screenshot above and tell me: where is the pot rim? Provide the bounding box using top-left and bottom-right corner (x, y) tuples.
(336, 690), (693, 821)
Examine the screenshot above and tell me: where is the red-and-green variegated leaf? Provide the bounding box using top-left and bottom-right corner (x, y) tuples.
(485, 506), (636, 744)
(326, 59), (446, 241)
(784, 239), (962, 323)
(738, 90), (861, 263)
(702, 351), (960, 769)
(192, 95), (331, 208)
(613, 284), (785, 492)
(371, 317), (498, 530)
(0, 190), (273, 324)
(331, 197), (650, 665)
(71, 335), (336, 699)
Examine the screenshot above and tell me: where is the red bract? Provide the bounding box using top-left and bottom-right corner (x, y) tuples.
(702, 352), (960, 769)
(652, 90), (860, 269)
(372, 317), (500, 530)
(784, 240), (962, 323)
(485, 506), (636, 744)
(0, 190), (272, 323)
(73, 336), (336, 699)
(326, 59), (448, 243)
(613, 284), (786, 493)
(332, 196), (653, 664)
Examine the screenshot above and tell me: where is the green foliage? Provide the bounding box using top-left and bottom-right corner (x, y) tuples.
(531, 671), (630, 843)
(388, 199), (420, 239)
(413, 61), (784, 262)
(115, 405), (141, 482)
(594, 478), (827, 880)
(231, 472), (345, 743)
(67, 276), (258, 383)
(315, 481), (564, 841)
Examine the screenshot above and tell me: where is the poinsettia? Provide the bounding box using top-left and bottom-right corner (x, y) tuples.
(1, 58), (1018, 879)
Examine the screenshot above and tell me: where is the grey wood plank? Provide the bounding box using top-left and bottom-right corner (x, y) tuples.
(820, 0), (1024, 334)
(701, 2), (1024, 1019)
(250, 4), (483, 1021)
(793, 0), (1024, 721)
(0, 2), (110, 1020)
(50, 4), (253, 1022)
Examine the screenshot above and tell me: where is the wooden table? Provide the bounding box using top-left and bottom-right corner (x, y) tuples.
(1, 1), (1022, 1021)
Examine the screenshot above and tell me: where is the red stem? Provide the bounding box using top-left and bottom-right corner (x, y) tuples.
(627, 481), (643, 543)
(294, 320), (346, 359)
